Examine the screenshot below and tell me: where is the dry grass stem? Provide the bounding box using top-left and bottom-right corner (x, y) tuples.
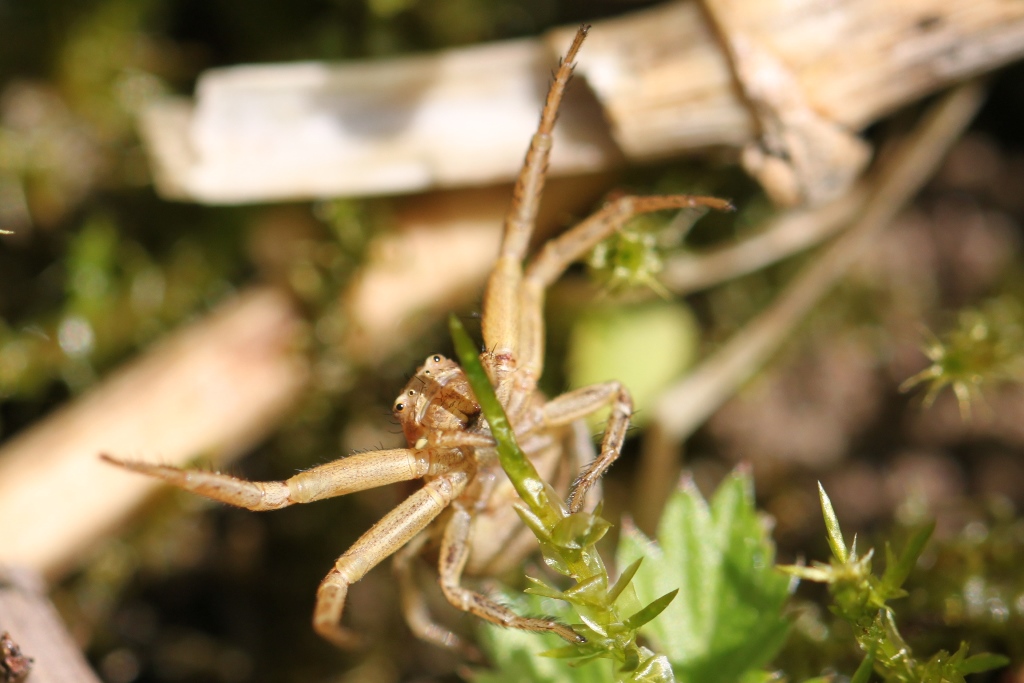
(0, 566), (101, 683)
(662, 184), (870, 295)
(0, 289), (308, 578)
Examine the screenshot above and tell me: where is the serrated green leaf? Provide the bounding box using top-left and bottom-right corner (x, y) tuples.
(539, 542), (571, 575)
(566, 651), (615, 668)
(617, 469), (791, 683)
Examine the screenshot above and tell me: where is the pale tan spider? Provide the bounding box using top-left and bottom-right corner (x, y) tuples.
(102, 25), (731, 654)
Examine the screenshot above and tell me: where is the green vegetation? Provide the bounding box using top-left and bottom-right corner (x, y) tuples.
(452, 314), (676, 682)
(474, 469), (790, 683)
(901, 296), (1024, 418)
(1, 3), (1021, 683)
(780, 486), (1008, 683)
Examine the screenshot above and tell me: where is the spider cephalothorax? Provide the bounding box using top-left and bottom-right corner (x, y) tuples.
(394, 354), (480, 445)
(103, 24), (731, 655)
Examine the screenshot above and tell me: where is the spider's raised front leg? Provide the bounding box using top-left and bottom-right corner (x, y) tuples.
(505, 195), (734, 509)
(316, 466), (471, 648)
(100, 448), (465, 510)
(538, 382), (633, 513)
(519, 193), (735, 380)
(480, 25), (589, 406)
(437, 503), (583, 644)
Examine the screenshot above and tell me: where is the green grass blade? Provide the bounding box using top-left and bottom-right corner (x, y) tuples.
(449, 314), (560, 525)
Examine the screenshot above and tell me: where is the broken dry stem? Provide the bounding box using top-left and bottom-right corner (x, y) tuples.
(0, 566), (102, 683)
(148, 0), (1024, 202)
(654, 81), (987, 442)
(662, 184), (869, 295)
(0, 289), (308, 578)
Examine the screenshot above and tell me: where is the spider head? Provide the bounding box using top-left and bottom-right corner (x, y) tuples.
(393, 354), (480, 445)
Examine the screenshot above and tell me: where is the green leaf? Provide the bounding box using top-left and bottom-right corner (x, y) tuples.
(554, 511), (601, 548)
(630, 652), (676, 683)
(524, 575), (567, 600)
(850, 651), (875, 683)
(541, 642), (609, 660)
(514, 503), (553, 543)
(959, 653), (1010, 675)
(880, 523), (933, 594)
(738, 671), (787, 683)
(623, 589), (679, 630)
(818, 483), (848, 564)
(449, 314), (561, 526)
(564, 574), (609, 606)
(617, 469), (791, 683)
(608, 558), (644, 604)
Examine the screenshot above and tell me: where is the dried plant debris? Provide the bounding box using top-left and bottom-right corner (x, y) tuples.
(0, 633), (32, 683)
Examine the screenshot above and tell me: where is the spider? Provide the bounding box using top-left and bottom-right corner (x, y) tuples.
(102, 25), (731, 655)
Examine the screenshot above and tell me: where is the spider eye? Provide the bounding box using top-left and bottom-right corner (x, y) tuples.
(395, 402), (405, 412)
(407, 389), (415, 396)
(433, 355), (442, 363)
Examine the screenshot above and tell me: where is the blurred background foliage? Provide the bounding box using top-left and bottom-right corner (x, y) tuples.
(1, 1), (1024, 682)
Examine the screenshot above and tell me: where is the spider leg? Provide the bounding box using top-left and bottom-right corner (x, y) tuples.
(519, 194), (734, 378)
(438, 504), (583, 644)
(315, 467), (470, 648)
(481, 25), (589, 399)
(100, 448), (465, 511)
(393, 529), (482, 660)
(538, 382), (633, 513)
